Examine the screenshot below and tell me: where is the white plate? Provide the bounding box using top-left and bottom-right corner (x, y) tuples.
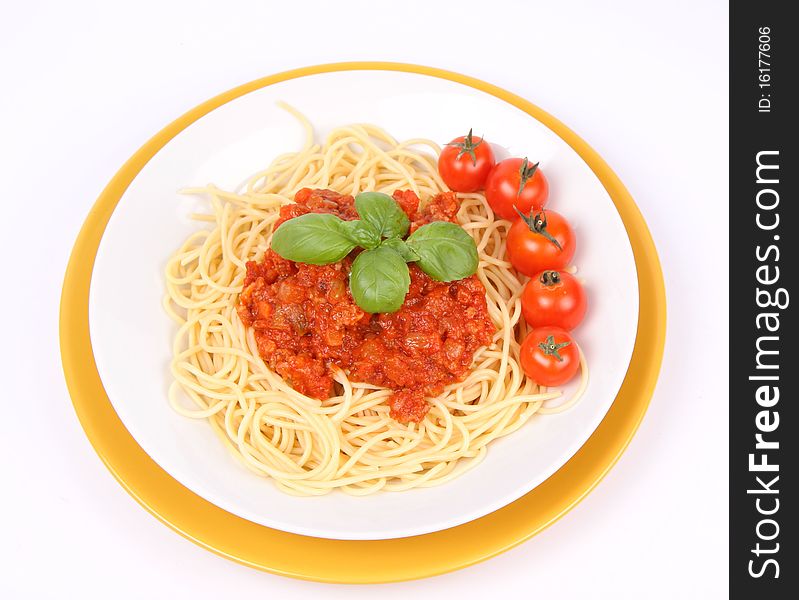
(89, 70), (639, 540)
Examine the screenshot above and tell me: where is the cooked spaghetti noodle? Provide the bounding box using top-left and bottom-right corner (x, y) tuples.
(163, 105), (587, 495)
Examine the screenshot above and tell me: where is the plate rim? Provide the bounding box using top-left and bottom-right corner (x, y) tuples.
(60, 61), (666, 583)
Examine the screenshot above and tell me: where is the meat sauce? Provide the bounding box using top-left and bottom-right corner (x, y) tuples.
(237, 188), (495, 423)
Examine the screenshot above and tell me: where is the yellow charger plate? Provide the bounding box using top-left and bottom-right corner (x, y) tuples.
(60, 62), (666, 583)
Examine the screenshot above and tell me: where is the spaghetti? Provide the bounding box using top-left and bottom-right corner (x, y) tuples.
(163, 106), (587, 495)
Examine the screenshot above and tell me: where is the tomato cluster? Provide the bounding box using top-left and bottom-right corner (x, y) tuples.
(438, 130), (588, 387)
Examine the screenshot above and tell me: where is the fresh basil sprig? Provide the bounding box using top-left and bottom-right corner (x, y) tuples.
(354, 192), (410, 240)
(340, 220), (380, 249)
(406, 221), (479, 282)
(350, 245), (411, 313)
(270, 213), (358, 265)
(270, 191), (479, 313)
(381, 237), (420, 262)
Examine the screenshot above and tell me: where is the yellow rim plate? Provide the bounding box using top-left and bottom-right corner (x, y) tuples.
(60, 62), (666, 584)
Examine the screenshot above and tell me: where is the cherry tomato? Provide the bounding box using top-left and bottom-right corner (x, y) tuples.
(506, 209), (576, 277)
(484, 157), (549, 220)
(522, 270), (587, 331)
(438, 129), (495, 192)
(520, 327), (580, 387)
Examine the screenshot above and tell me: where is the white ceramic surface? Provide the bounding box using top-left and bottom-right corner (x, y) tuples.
(88, 70), (639, 540)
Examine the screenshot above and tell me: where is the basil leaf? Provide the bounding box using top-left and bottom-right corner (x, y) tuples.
(381, 237), (420, 262)
(271, 213), (357, 265)
(349, 246), (410, 313)
(406, 221), (479, 282)
(340, 220), (380, 249)
(355, 192), (410, 239)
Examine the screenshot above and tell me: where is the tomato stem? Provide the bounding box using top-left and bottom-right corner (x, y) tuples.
(538, 335), (570, 361)
(514, 208), (563, 251)
(540, 270), (561, 286)
(516, 158), (539, 198)
(445, 128), (484, 166)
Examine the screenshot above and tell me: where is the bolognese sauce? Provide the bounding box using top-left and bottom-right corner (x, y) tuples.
(237, 188), (495, 423)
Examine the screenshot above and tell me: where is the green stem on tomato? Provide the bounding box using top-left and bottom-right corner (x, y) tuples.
(538, 335), (570, 361)
(540, 270), (561, 286)
(516, 157), (539, 198)
(514, 208), (563, 251)
(445, 128), (484, 166)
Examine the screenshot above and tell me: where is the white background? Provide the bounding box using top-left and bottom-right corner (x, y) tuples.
(1, 1), (728, 598)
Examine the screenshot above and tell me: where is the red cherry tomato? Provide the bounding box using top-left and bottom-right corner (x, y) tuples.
(484, 157), (549, 220)
(521, 270), (587, 331)
(520, 327), (580, 387)
(438, 129), (495, 192)
(506, 209), (576, 277)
